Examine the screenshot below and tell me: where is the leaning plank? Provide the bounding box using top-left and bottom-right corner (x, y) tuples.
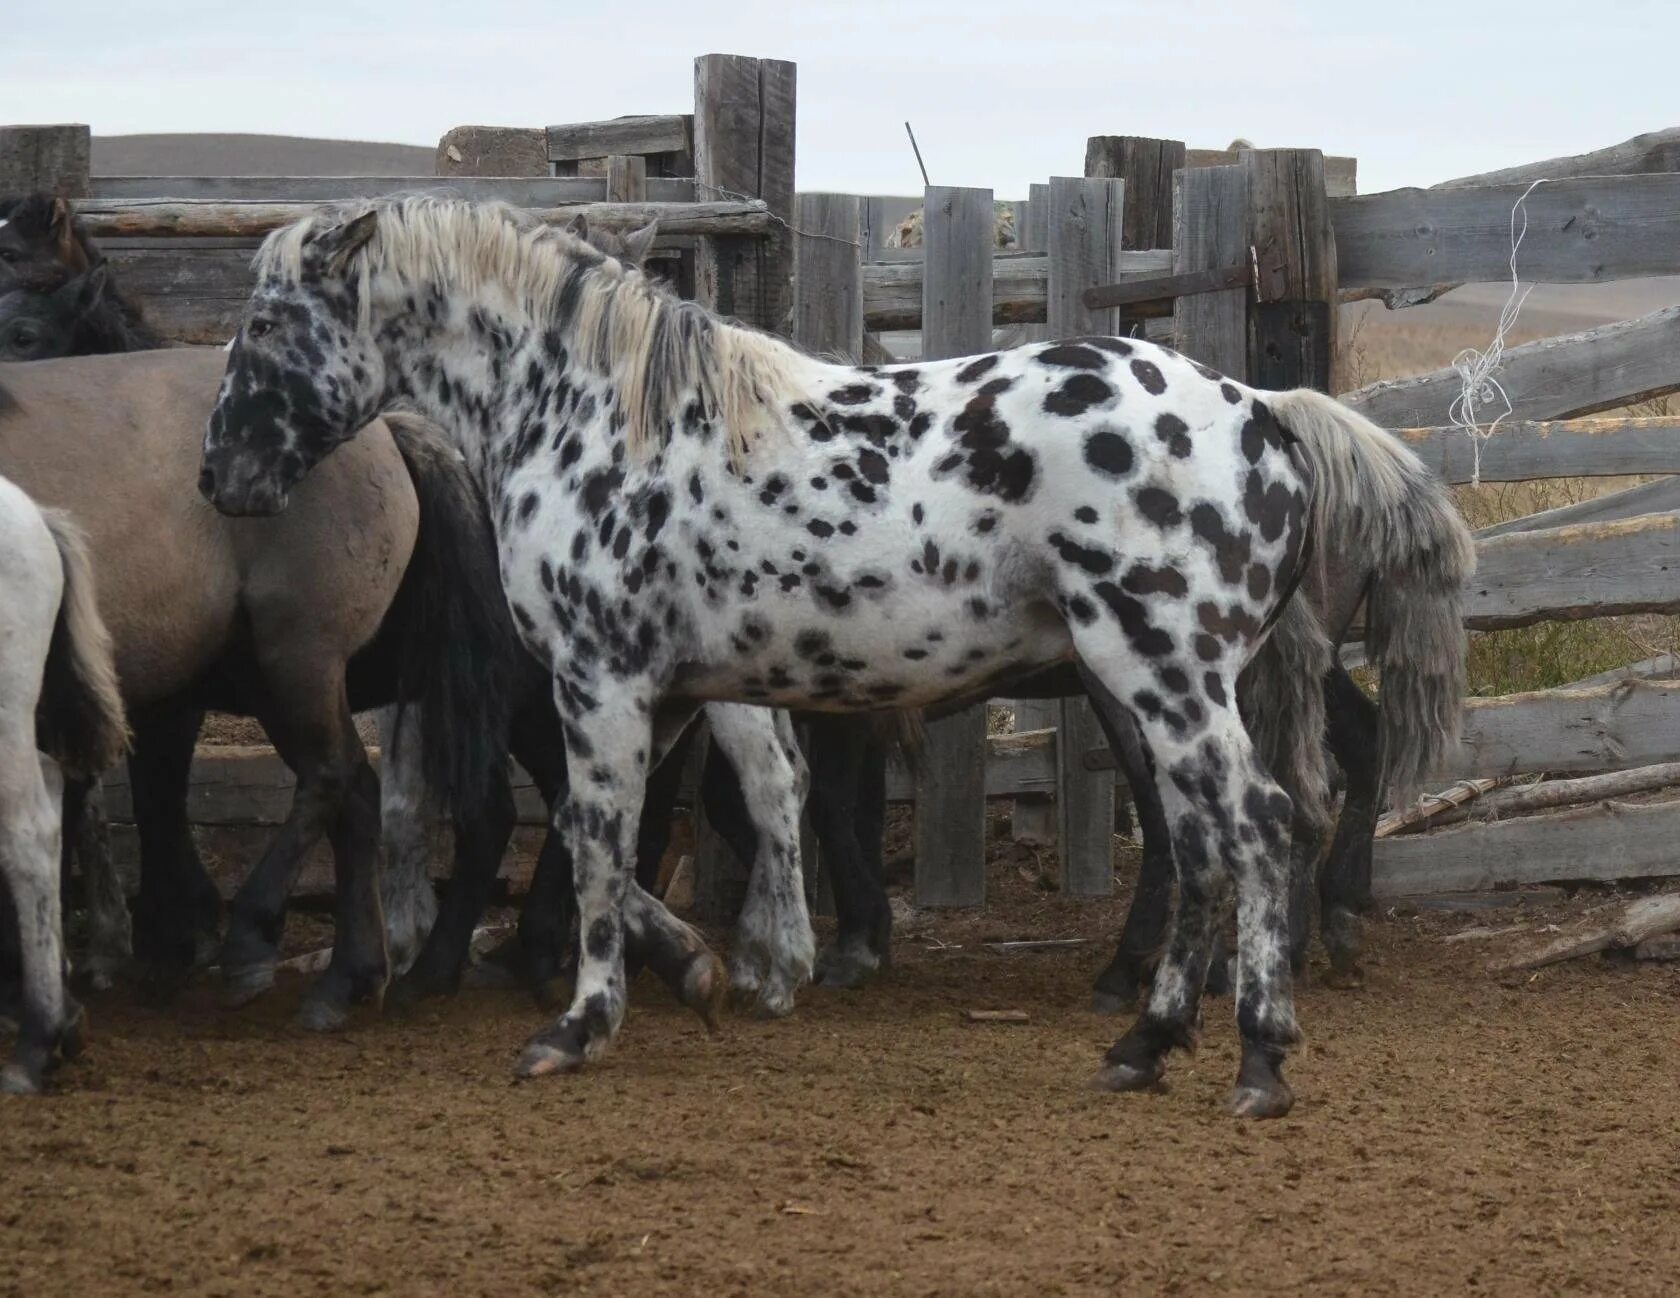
(1344, 304), (1680, 428)
(861, 249), (1171, 331)
(86, 175), (693, 204)
(1433, 128), (1680, 190)
(1474, 476), (1680, 541)
(546, 115), (691, 163)
(74, 198), (770, 239)
(1466, 511), (1680, 631)
(1426, 763), (1680, 830)
(1375, 778), (1507, 838)
(1332, 174), (1680, 293)
(1397, 416), (1680, 484)
(1374, 801), (1680, 896)
(1569, 652), (1680, 689)
(1488, 892), (1680, 971)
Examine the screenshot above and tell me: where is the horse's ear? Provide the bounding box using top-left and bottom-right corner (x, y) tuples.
(620, 218), (659, 267)
(565, 213), (590, 240)
(47, 197), (72, 237)
(315, 210), (379, 275)
(72, 263), (109, 311)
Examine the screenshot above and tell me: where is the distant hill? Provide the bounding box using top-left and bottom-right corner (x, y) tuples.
(93, 133), (435, 176)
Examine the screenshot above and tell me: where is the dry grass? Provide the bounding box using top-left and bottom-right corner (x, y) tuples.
(1342, 311), (1680, 695)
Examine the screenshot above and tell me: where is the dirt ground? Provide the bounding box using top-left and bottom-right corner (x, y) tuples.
(4, 819), (1679, 1298)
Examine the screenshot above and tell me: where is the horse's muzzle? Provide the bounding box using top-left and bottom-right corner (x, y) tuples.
(197, 455), (289, 517)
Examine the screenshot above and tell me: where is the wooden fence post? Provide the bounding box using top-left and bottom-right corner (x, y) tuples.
(693, 54), (797, 335)
(604, 154), (648, 204)
(1243, 149), (1337, 391)
(792, 191), (866, 915)
(1084, 136), (1185, 251)
(0, 124), (90, 198)
(1173, 164), (1251, 378)
(913, 184), (994, 908)
(1046, 175), (1125, 897)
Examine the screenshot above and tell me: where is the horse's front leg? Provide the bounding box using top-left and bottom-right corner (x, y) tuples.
(704, 704), (813, 1019)
(516, 690), (724, 1077)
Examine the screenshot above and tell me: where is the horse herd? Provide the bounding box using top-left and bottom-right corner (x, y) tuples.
(0, 190), (1474, 1118)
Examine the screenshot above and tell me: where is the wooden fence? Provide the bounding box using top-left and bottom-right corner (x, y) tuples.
(9, 72), (1680, 909)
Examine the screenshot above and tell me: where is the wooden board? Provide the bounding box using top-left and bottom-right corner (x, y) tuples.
(912, 184), (996, 907)
(860, 249), (1170, 331)
(1344, 304), (1680, 428)
(1245, 150), (1337, 392)
(1173, 164), (1250, 380)
(98, 244), (256, 343)
(1432, 128), (1680, 191)
(1474, 476), (1680, 541)
(1083, 136), (1183, 249)
(792, 193), (864, 360)
(1374, 797), (1680, 896)
(1046, 174), (1124, 897)
(1467, 511), (1680, 630)
(545, 115), (691, 163)
(87, 175), (695, 203)
(1397, 416), (1680, 484)
(1333, 174), (1680, 293)
(1187, 147), (1357, 197)
(0, 124), (90, 198)
(1436, 679), (1680, 781)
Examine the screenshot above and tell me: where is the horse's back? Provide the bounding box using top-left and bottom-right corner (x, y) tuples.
(0, 350), (418, 700)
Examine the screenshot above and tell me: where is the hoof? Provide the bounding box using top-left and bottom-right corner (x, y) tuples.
(734, 983), (796, 1020)
(1091, 1057), (1167, 1093)
(514, 1033), (584, 1080)
(295, 997), (350, 1033)
(219, 962), (275, 1009)
(682, 953), (728, 1034)
(0, 1062), (40, 1097)
(1088, 989), (1136, 1016)
(813, 944), (881, 990)
(1227, 1080), (1295, 1119)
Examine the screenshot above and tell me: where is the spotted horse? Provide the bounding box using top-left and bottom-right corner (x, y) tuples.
(199, 197), (1473, 1118)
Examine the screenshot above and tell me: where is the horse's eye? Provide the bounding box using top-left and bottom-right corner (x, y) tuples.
(12, 327), (38, 348)
(247, 319), (273, 339)
(0, 249), (17, 263)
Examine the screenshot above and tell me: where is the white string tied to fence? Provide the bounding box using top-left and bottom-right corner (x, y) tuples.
(1446, 177), (1549, 487)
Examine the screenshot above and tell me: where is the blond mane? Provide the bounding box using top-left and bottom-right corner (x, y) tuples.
(255, 196), (809, 461)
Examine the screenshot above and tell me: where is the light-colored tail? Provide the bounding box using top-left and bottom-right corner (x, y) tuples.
(1268, 388), (1475, 807)
(37, 510), (130, 778)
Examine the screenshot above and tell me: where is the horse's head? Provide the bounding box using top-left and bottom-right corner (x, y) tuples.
(0, 193), (95, 291)
(0, 265), (110, 361)
(564, 213), (659, 269)
(200, 208), (387, 516)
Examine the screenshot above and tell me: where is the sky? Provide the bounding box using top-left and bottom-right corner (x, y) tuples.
(4, 0), (1676, 197)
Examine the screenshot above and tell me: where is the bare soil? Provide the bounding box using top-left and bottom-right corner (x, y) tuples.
(5, 830), (1680, 1298)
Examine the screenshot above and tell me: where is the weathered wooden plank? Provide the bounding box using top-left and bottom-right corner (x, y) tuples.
(692, 55), (796, 335)
(1174, 165), (1250, 380)
(1188, 146), (1357, 197)
(435, 127), (550, 177)
(1245, 149), (1338, 391)
(95, 245), (255, 343)
(1467, 511), (1680, 631)
(546, 115), (692, 164)
(1017, 182), (1051, 344)
(859, 249), (1169, 331)
(1439, 679), (1680, 781)
(792, 193), (864, 361)
(1373, 798), (1680, 896)
(1433, 128), (1680, 191)
(1474, 476), (1680, 541)
(1332, 174), (1680, 293)
(1345, 304), (1680, 428)
(604, 155), (648, 205)
(1008, 701), (1056, 845)
(1047, 174), (1124, 897)
(1397, 415), (1680, 484)
(75, 197), (767, 240)
(0, 124), (90, 198)
(912, 184), (995, 908)
(1083, 136), (1183, 251)
(1082, 263), (1247, 313)
(86, 174), (696, 203)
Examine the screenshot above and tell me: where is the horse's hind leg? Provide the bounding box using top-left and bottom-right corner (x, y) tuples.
(705, 705), (812, 1019)
(1317, 664), (1380, 984)
(809, 717), (893, 990)
(129, 706), (220, 998)
(0, 752), (78, 1095)
(1078, 656), (1300, 1119)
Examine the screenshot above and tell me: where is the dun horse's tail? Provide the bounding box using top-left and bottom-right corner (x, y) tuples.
(1268, 389), (1475, 808)
(383, 412), (516, 820)
(36, 509), (130, 778)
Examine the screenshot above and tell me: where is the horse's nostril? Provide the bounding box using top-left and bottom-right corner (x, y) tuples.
(197, 464), (217, 500)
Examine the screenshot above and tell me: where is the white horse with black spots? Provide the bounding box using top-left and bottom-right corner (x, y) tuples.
(198, 198), (1473, 1117)
(0, 467), (128, 1094)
